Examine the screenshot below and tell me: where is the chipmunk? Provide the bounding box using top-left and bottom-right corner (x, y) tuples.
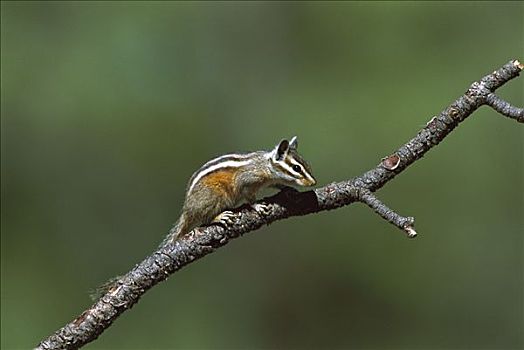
(91, 137), (315, 300)
(165, 136), (316, 243)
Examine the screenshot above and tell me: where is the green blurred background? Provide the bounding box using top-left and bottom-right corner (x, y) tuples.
(1, 1), (523, 349)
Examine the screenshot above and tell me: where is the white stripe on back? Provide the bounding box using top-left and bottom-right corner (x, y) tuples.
(188, 159), (253, 194)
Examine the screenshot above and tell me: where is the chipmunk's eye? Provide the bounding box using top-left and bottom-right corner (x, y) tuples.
(292, 164), (302, 173)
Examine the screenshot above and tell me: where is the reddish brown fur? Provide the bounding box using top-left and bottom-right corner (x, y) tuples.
(200, 169), (237, 199)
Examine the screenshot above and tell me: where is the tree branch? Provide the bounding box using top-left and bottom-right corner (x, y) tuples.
(486, 93), (524, 122)
(356, 188), (417, 238)
(36, 59), (523, 350)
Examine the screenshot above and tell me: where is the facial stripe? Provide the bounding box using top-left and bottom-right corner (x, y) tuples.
(303, 169), (315, 183)
(188, 159), (252, 194)
(286, 154), (315, 182)
(288, 159), (304, 176)
(291, 159), (313, 180)
(300, 165), (315, 182)
(278, 161), (300, 178)
(272, 159), (295, 178)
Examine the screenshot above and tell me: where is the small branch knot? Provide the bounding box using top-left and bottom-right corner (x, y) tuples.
(449, 108), (460, 118)
(381, 154), (401, 170)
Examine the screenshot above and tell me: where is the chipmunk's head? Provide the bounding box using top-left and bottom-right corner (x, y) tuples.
(270, 136), (316, 187)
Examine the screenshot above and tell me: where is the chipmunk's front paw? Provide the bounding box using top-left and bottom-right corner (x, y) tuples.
(252, 203), (271, 217)
(212, 211), (236, 227)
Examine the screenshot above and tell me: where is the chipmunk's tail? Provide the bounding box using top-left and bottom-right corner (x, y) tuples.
(159, 212), (192, 248)
(90, 215), (192, 301)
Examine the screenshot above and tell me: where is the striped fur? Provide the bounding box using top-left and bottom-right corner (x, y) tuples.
(187, 153), (256, 194)
(166, 137), (315, 243)
(271, 154), (315, 186)
(270, 139), (315, 186)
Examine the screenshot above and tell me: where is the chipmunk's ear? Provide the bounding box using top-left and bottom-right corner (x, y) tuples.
(273, 139), (289, 161)
(289, 136), (298, 150)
